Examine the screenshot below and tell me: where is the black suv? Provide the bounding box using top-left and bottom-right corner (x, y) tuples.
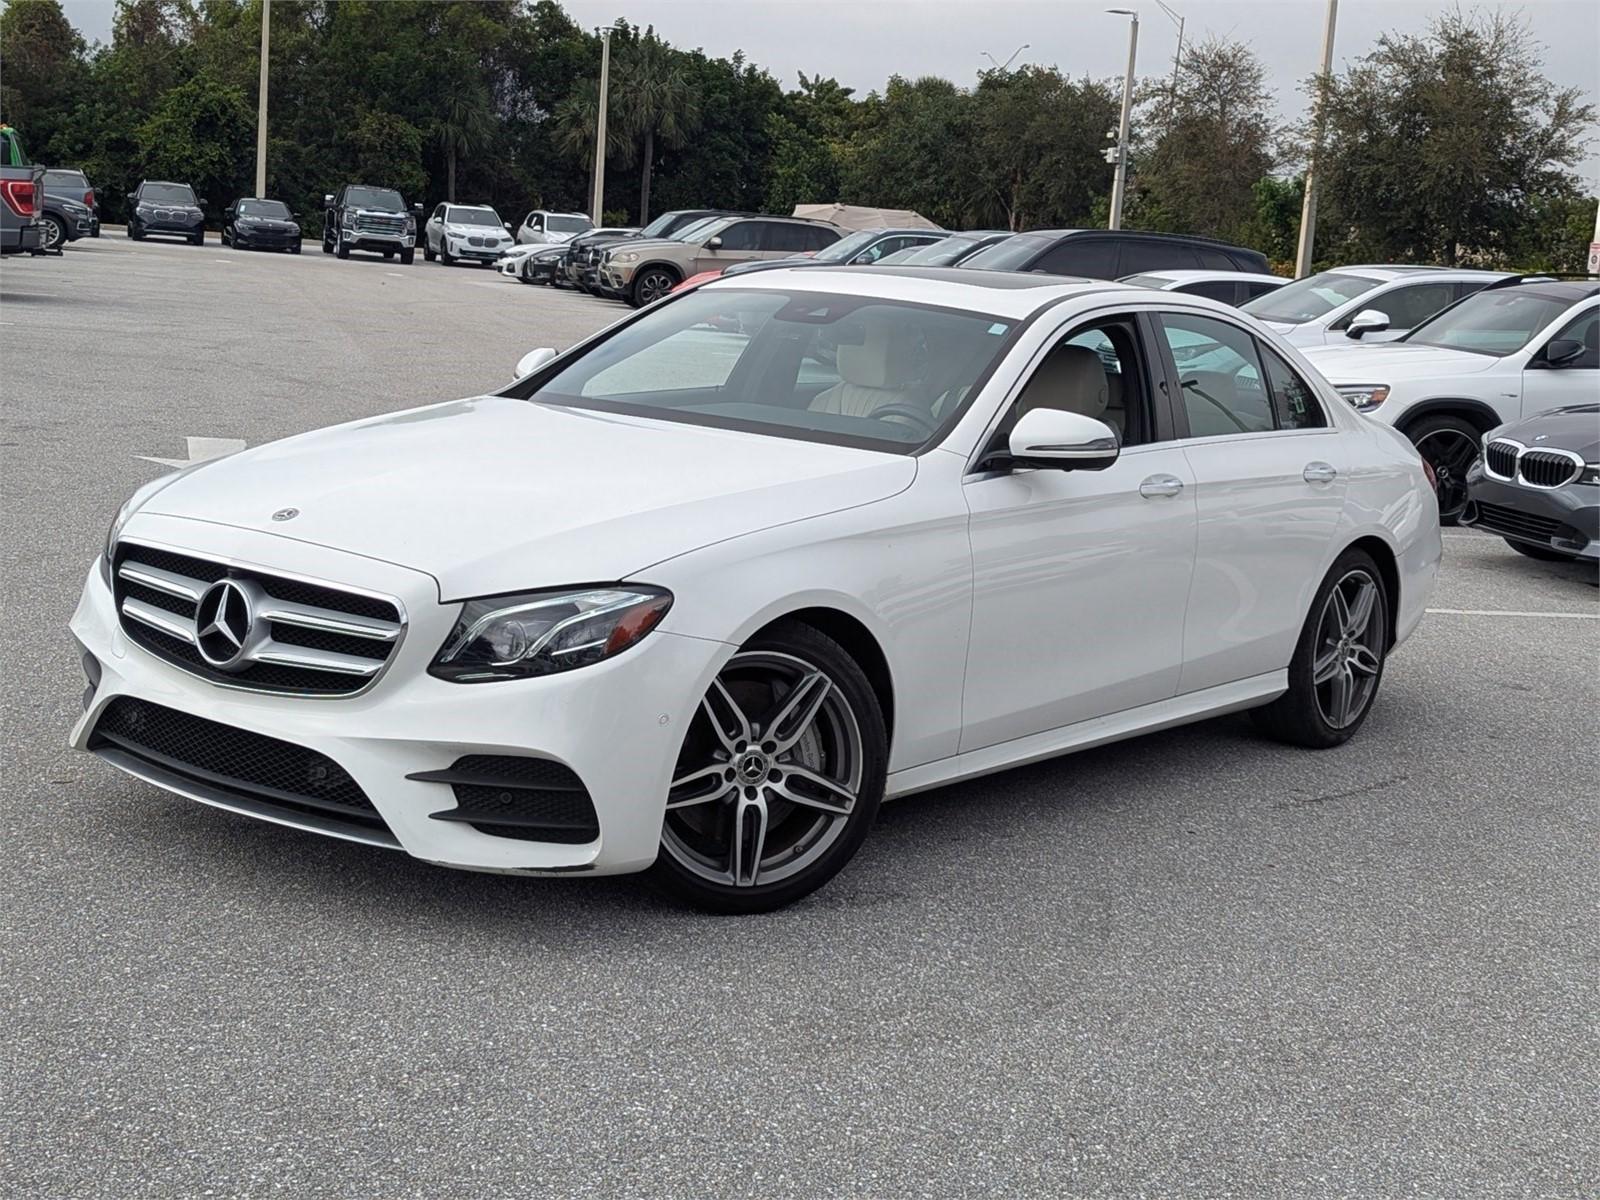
(964, 229), (1270, 278)
(322, 184), (424, 263)
(127, 181), (206, 244)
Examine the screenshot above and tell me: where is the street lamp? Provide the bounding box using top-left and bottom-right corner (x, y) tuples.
(981, 44), (1030, 72)
(591, 27), (613, 226)
(1106, 9), (1139, 231)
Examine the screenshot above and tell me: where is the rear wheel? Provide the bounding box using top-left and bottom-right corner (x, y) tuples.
(1506, 539), (1579, 563)
(1250, 549), (1389, 748)
(42, 214), (66, 251)
(1408, 414), (1480, 525)
(652, 621), (886, 913)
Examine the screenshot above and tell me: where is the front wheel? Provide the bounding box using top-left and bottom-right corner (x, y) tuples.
(423, 239), (436, 262)
(440, 241), (454, 266)
(652, 621), (886, 913)
(1408, 414), (1480, 526)
(1250, 549), (1389, 748)
(290, 242), (302, 255)
(630, 267), (677, 307)
(399, 246), (414, 265)
(335, 231), (349, 259)
(189, 230), (204, 245)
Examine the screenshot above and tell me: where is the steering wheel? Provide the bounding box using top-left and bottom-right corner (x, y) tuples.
(868, 403), (939, 438)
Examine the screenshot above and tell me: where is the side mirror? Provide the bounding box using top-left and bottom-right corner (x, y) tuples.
(513, 346), (558, 380)
(1542, 338), (1585, 367)
(197, 199), (208, 210)
(706, 236), (723, 250)
(411, 202), (424, 215)
(323, 194), (334, 208)
(1006, 408), (1120, 471)
(505, 223), (515, 233)
(1345, 308), (1391, 339)
(126, 193), (137, 204)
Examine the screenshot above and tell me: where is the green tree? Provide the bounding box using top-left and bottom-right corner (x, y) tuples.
(0, 0), (89, 156)
(615, 30), (701, 222)
(434, 81), (494, 202)
(133, 71), (254, 210)
(764, 73), (858, 210)
(344, 109), (427, 199)
(1312, 10), (1595, 265)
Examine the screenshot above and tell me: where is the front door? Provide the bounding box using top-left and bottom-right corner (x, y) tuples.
(1521, 303), (1599, 419)
(960, 312), (1198, 751)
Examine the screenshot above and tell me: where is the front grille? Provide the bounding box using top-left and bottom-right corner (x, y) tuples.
(353, 213), (406, 236)
(113, 541), (403, 696)
(1471, 501), (1562, 542)
(415, 755), (599, 844)
(90, 697), (388, 833)
(1519, 450), (1581, 489)
(1484, 439), (1519, 480)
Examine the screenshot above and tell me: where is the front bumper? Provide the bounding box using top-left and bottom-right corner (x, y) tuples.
(136, 215), (204, 235)
(235, 226), (301, 249)
(446, 239), (510, 262)
(69, 514), (729, 875)
(1463, 466), (1599, 559)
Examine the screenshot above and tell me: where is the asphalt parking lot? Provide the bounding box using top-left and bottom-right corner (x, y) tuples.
(2, 236), (1596, 1199)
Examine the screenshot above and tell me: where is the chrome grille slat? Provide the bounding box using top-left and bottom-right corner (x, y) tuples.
(121, 596), (198, 644)
(111, 541), (405, 697)
(118, 562), (207, 602)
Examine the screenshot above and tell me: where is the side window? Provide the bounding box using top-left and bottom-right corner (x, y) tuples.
(1545, 307), (1598, 368)
(1260, 347), (1327, 429)
(1243, 280), (1283, 302)
(762, 222), (814, 254)
(432, 204), (445, 222)
(714, 221), (762, 252)
(1195, 247), (1235, 270)
(995, 315), (1157, 448)
(1181, 280), (1242, 305)
(805, 226), (838, 252)
(1034, 238), (1119, 278)
(1120, 240), (1201, 275)
(1158, 312), (1274, 437)
(1378, 282), (1459, 329)
(527, 212), (544, 230)
(1452, 279), (1492, 303)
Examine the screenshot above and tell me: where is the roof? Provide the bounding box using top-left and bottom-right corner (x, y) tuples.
(1122, 269), (1285, 285)
(791, 203), (941, 231)
(1327, 265), (1509, 282)
(1495, 279), (1600, 301)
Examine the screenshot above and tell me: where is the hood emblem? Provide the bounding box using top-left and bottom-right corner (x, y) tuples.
(272, 508), (299, 522)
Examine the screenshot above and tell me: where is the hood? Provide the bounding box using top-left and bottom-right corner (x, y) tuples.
(1302, 341), (1501, 383)
(607, 236), (697, 255)
(140, 396), (916, 600)
(1501, 404), (1600, 459)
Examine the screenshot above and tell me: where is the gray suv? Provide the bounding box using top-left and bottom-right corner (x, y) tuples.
(598, 215), (841, 306)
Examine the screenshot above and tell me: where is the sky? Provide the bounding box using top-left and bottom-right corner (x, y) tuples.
(58, 0), (1600, 189)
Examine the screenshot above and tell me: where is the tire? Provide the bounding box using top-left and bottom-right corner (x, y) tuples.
(1406, 413), (1480, 526)
(1505, 539), (1578, 563)
(322, 230), (333, 254)
(128, 223), (143, 240)
(440, 240), (454, 266)
(42, 215), (67, 251)
(190, 230), (204, 245)
(1250, 549), (1390, 749)
(651, 620), (887, 913)
(423, 239), (436, 262)
(630, 267), (678, 308)
(290, 242), (302, 255)
(335, 231), (349, 259)
(399, 246), (414, 265)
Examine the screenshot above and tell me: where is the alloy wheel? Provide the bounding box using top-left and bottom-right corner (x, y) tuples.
(661, 651), (863, 890)
(636, 270), (673, 305)
(43, 216), (65, 250)
(1415, 427), (1478, 520)
(1312, 569), (1383, 729)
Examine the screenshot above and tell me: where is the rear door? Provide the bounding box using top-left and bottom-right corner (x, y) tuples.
(1152, 310), (1352, 692)
(1032, 236), (1120, 279)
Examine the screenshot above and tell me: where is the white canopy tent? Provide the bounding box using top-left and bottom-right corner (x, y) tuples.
(792, 204), (941, 232)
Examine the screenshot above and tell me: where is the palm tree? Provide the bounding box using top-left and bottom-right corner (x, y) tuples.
(435, 81), (494, 202)
(553, 76), (633, 211)
(615, 34), (702, 223)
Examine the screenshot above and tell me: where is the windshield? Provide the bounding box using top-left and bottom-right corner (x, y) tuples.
(524, 288), (1017, 453)
(639, 211), (690, 238)
(1242, 271), (1380, 323)
(813, 230), (884, 263)
(962, 234), (1053, 271)
(448, 207), (502, 226)
(897, 235), (995, 266)
(346, 186), (403, 210)
(140, 183), (196, 205)
(547, 214), (591, 233)
(239, 199), (290, 218)
(44, 170), (88, 189)
(1401, 291), (1576, 356)
(670, 217), (724, 243)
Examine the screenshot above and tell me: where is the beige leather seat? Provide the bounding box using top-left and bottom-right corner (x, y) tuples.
(1012, 345), (1110, 421)
(810, 316), (923, 419)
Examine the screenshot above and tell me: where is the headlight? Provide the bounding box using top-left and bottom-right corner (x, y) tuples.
(1577, 463), (1600, 486)
(429, 586), (672, 683)
(611, 250), (639, 264)
(1336, 384), (1390, 412)
(101, 495), (141, 584)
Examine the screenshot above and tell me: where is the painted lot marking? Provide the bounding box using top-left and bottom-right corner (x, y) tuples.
(1425, 607), (1599, 620)
(136, 436), (246, 468)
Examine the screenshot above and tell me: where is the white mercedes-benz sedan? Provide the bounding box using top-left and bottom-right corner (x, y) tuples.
(71, 268), (1441, 911)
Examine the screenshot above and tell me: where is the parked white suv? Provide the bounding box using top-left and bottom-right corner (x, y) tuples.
(515, 209), (592, 245)
(1243, 266), (1509, 348)
(1305, 277), (1600, 521)
(421, 203), (513, 265)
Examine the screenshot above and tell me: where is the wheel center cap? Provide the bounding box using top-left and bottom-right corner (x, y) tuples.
(735, 750), (769, 784)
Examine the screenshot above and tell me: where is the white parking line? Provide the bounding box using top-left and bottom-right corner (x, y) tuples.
(1425, 607), (1599, 620)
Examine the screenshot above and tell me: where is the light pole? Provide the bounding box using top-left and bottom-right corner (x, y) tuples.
(1295, 0), (1338, 277)
(1155, 0), (1184, 107)
(253, 0), (270, 198)
(981, 44), (1030, 72)
(591, 28), (612, 226)
(1106, 9), (1139, 231)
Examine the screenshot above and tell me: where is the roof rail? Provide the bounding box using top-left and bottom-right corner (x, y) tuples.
(1482, 272), (1600, 291)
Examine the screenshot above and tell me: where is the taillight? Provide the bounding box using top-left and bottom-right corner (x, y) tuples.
(0, 179), (36, 218)
(84, 188), (95, 207)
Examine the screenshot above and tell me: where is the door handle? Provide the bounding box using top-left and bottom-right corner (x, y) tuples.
(1303, 461), (1338, 484)
(1139, 474), (1184, 499)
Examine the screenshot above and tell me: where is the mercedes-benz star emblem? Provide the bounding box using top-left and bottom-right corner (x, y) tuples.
(194, 579), (255, 669)
(272, 507), (299, 522)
